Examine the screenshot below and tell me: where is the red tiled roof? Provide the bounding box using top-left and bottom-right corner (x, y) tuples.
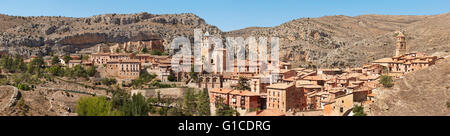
(68, 60), (82, 63)
(91, 53), (110, 56)
(210, 88), (233, 94)
(135, 54), (152, 57)
(256, 109), (285, 116)
(229, 90), (259, 96)
(303, 76), (324, 81)
(107, 59), (141, 63)
(110, 53), (133, 56)
(373, 58), (394, 63)
(267, 83), (294, 89)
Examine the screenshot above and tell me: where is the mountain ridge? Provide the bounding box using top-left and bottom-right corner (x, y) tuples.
(1, 12), (449, 67)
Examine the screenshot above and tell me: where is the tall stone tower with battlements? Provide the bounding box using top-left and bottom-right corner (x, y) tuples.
(395, 31), (407, 56)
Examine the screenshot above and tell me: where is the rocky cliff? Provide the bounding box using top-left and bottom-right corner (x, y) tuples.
(0, 12), (221, 57)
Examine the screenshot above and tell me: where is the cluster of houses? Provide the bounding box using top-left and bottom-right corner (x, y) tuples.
(24, 31), (442, 116)
(206, 31), (443, 116)
(58, 39), (172, 82)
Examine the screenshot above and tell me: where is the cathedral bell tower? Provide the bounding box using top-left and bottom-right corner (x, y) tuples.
(395, 31), (407, 56)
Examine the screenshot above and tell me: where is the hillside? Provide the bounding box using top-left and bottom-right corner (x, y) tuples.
(0, 12), (221, 57)
(368, 58), (450, 116)
(0, 12), (449, 67)
(225, 13), (450, 67)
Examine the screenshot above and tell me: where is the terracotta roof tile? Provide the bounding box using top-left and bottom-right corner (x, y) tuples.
(256, 109), (285, 116)
(210, 88), (233, 94)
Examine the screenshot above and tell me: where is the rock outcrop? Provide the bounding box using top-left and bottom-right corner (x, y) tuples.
(0, 12), (221, 57)
(1, 86), (20, 111)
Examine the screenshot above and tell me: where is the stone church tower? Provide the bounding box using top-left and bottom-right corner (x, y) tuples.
(395, 31), (407, 56)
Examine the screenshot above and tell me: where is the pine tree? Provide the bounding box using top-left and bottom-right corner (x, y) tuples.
(197, 89), (211, 116)
(235, 77), (250, 90)
(379, 75), (394, 88)
(51, 56), (60, 65)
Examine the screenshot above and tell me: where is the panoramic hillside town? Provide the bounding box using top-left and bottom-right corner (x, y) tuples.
(1, 28), (443, 116)
(2, 1), (450, 136)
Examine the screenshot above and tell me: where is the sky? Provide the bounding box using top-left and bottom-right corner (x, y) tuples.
(1, 0), (449, 31)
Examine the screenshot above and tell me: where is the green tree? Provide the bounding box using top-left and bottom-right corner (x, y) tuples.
(81, 54), (89, 60)
(51, 56), (60, 65)
(1, 55), (27, 73)
(111, 88), (129, 108)
(142, 47), (148, 53)
(101, 78), (117, 86)
(140, 71), (156, 82)
(353, 105), (366, 116)
(63, 67), (74, 77)
(76, 96), (122, 116)
(122, 93), (149, 116)
(131, 79), (144, 88)
(161, 51), (169, 56)
(234, 77), (250, 90)
(189, 65), (198, 82)
(28, 56), (45, 75)
(158, 98), (172, 116)
(13, 55), (27, 73)
(197, 89), (211, 116)
(382, 66), (389, 74)
(63, 55), (72, 64)
(86, 66), (97, 77)
(215, 97), (239, 116)
(147, 96), (158, 114)
(379, 75), (394, 88)
(183, 88), (197, 116)
(168, 74), (176, 82)
(150, 50), (162, 55)
(150, 80), (175, 88)
(158, 106), (169, 116)
(47, 65), (62, 76)
(72, 65), (87, 78)
(131, 71), (157, 88)
(0, 55), (14, 72)
(17, 83), (31, 91)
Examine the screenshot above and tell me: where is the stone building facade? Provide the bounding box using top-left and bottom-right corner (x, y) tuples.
(106, 59), (141, 80)
(266, 83), (302, 113)
(90, 53), (133, 66)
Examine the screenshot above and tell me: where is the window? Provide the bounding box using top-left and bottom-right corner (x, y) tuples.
(340, 107), (343, 113)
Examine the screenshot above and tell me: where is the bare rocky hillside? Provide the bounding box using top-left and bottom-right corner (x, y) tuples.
(225, 13), (450, 67)
(0, 12), (221, 57)
(368, 58), (450, 116)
